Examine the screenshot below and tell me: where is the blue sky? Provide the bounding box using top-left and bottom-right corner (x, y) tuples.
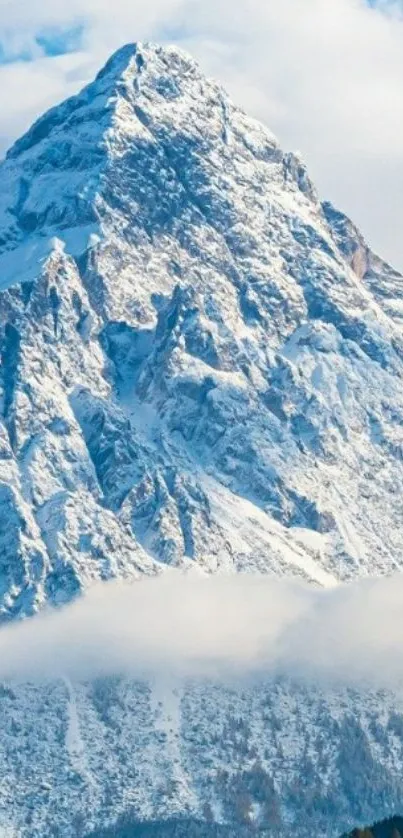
(0, 24), (84, 63)
(0, 0), (401, 268)
(33, 24), (85, 58)
(0, 0), (399, 65)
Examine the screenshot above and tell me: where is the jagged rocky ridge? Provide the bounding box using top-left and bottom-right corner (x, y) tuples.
(1, 42), (403, 837)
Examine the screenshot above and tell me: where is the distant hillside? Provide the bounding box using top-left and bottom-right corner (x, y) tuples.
(343, 816), (403, 837)
(86, 814), (403, 838)
(101, 817), (403, 838)
(86, 820), (273, 837)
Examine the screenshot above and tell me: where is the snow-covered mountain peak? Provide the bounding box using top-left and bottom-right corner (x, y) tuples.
(0, 44), (288, 296)
(1, 39), (403, 624)
(3, 41), (403, 838)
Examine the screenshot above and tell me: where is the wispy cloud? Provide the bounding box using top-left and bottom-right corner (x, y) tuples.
(1, 572), (403, 691)
(0, 0), (402, 269)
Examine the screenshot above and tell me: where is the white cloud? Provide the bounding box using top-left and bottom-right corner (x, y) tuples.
(0, 0), (401, 268)
(0, 52), (90, 149)
(1, 572), (403, 691)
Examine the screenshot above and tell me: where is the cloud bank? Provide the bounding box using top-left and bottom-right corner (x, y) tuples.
(2, 572), (403, 691)
(0, 0), (402, 268)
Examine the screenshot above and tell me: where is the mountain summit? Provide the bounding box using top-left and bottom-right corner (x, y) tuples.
(1, 41), (403, 615)
(1, 42), (403, 836)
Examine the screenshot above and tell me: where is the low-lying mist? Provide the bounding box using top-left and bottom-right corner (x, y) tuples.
(1, 571), (403, 690)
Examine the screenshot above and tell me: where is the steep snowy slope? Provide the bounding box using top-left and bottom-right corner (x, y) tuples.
(1, 41), (403, 837)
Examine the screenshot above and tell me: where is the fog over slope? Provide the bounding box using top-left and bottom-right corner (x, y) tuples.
(2, 573), (403, 691)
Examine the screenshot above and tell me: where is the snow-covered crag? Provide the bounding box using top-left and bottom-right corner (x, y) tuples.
(1, 42), (403, 836)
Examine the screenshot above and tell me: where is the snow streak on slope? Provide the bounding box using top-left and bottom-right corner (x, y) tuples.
(1, 40), (403, 837)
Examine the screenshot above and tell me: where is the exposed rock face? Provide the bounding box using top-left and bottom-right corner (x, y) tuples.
(1, 41), (403, 837)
